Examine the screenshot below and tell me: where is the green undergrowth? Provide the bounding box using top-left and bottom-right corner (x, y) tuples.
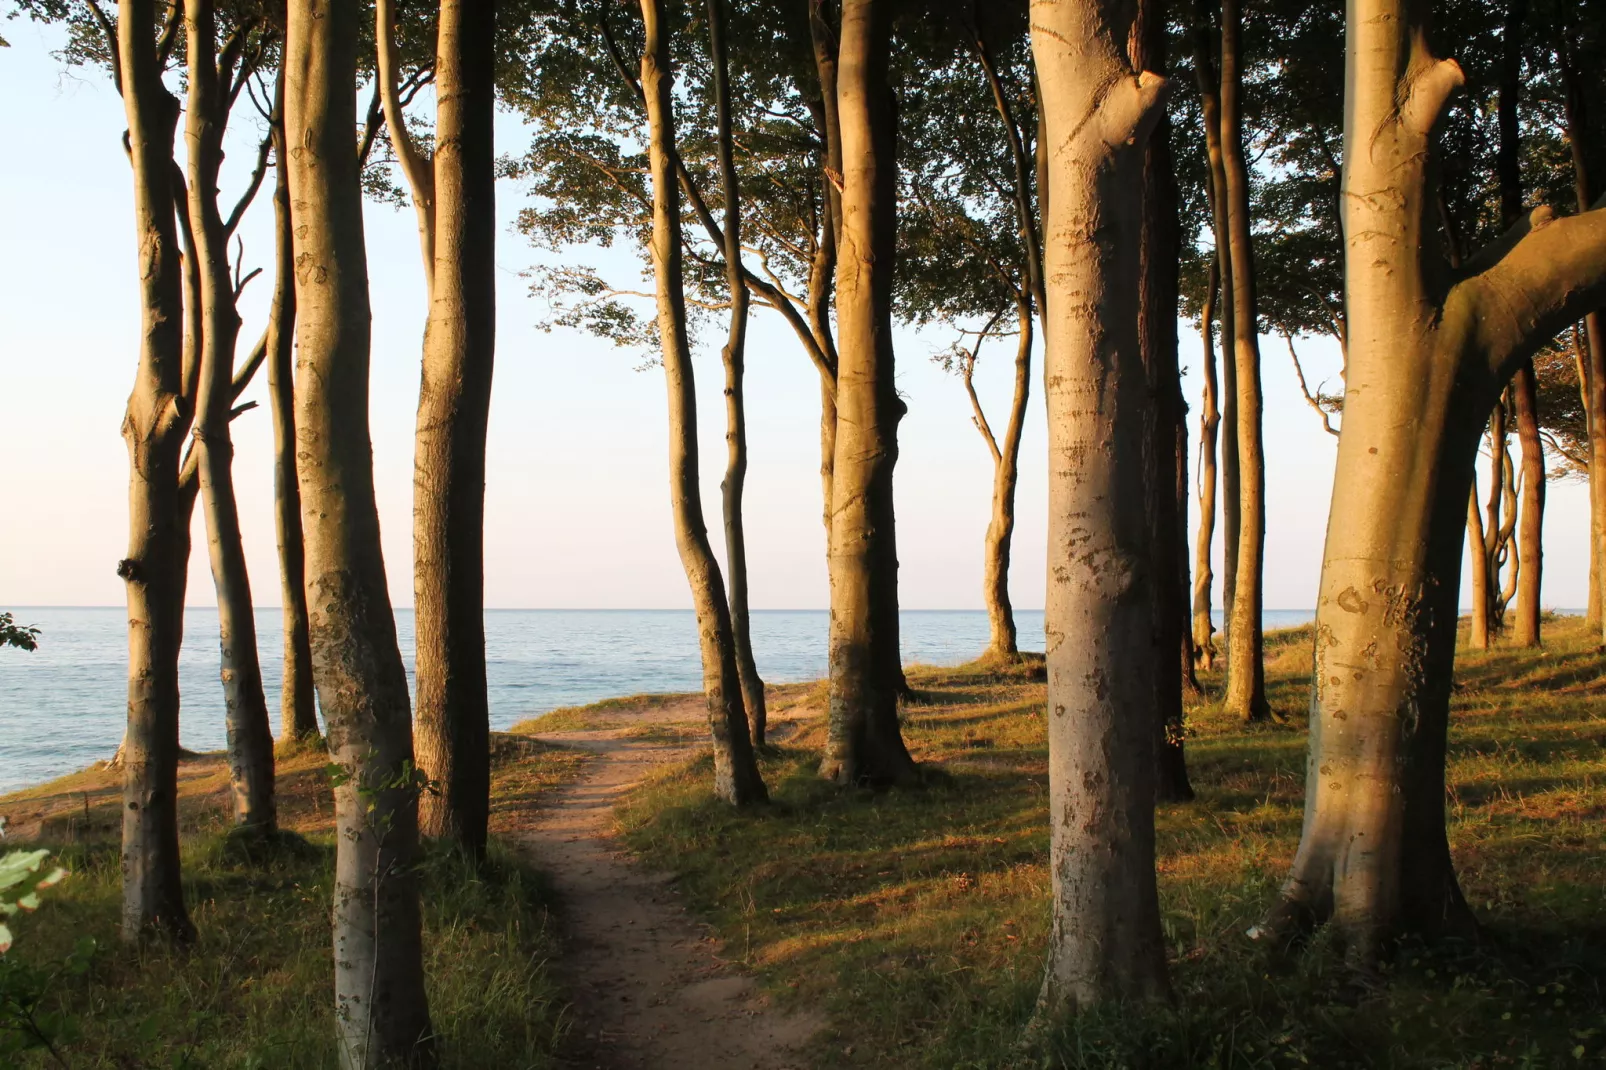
(1, 743), (581, 1069)
(616, 618), (1606, 1069)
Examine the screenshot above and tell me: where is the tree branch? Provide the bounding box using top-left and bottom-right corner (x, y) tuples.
(1284, 334), (1339, 437)
(376, 0), (436, 284)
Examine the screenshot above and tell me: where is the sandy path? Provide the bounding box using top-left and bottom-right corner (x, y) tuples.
(524, 699), (822, 1070)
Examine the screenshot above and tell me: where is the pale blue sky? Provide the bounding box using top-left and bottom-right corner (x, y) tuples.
(0, 22), (1589, 613)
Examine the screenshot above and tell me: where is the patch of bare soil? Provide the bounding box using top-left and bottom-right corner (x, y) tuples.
(525, 695), (824, 1070)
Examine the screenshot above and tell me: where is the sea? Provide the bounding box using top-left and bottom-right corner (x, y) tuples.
(0, 606), (1317, 795)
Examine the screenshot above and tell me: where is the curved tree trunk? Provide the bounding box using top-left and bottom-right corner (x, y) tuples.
(708, 0), (768, 746)
(1192, 262), (1221, 670)
(1218, 0), (1270, 722)
(379, 0), (498, 857)
(1193, 4), (1237, 667)
(283, 0), (436, 1060)
(818, 0), (917, 787)
(185, 0), (277, 835)
(1255, 0), (1606, 963)
(808, 4), (843, 556)
(1029, 0), (1170, 1015)
(1467, 485), (1492, 648)
(267, 77), (319, 744)
(639, 0), (767, 805)
(115, 0), (194, 944)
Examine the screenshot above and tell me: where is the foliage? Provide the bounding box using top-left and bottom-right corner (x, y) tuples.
(616, 622), (1606, 1068)
(0, 615), (39, 653)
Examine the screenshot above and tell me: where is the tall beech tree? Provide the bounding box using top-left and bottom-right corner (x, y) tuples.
(637, 0), (767, 805)
(265, 68), (320, 743)
(707, 0), (768, 745)
(1030, 0), (1170, 1012)
(817, 0), (917, 787)
(378, 0), (499, 856)
(283, 0), (434, 1057)
(182, 0), (280, 835)
(1216, 0), (1270, 721)
(1255, 0), (1606, 961)
(1191, 262), (1221, 669)
(111, 0), (194, 942)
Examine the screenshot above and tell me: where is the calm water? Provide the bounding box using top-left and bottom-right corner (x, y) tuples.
(0, 606), (1315, 794)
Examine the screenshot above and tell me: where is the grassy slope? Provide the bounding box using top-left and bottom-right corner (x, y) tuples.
(0, 735), (587, 1069)
(615, 618), (1606, 1069)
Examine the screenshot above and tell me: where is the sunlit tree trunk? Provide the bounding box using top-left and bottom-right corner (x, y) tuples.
(185, 0), (277, 835)
(114, 0), (194, 944)
(1192, 262), (1221, 669)
(1029, 0), (1170, 1015)
(1255, 0), (1606, 963)
(1561, 52), (1605, 640)
(266, 74), (319, 744)
(818, 0), (917, 786)
(1467, 485), (1492, 648)
(283, 0), (435, 1060)
(808, 2), (843, 553)
(1496, 0), (1543, 648)
(378, 0), (497, 856)
(639, 0), (767, 805)
(708, 0), (768, 745)
(1218, 0), (1270, 721)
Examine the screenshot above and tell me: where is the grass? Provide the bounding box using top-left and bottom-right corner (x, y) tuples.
(0, 730), (587, 1069)
(614, 616), (1606, 1069)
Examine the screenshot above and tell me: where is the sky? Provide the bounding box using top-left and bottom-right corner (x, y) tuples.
(0, 22), (1591, 614)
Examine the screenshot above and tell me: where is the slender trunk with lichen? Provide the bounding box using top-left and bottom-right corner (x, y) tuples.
(818, 0), (917, 787)
(115, 0), (193, 944)
(284, 0), (435, 1059)
(185, 0), (277, 834)
(267, 75), (319, 744)
(1029, 0), (1170, 1016)
(1219, 0), (1270, 722)
(379, 0), (497, 856)
(639, 0), (767, 805)
(1254, 0), (1606, 962)
(1192, 261), (1221, 670)
(708, 0), (768, 745)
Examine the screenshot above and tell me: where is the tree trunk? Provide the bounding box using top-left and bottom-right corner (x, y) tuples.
(638, 0), (767, 805)
(1562, 52), (1606, 642)
(1134, 0), (1194, 801)
(708, 0), (768, 745)
(1255, 0), (1606, 962)
(808, 4), (843, 555)
(1029, 0), (1170, 1015)
(1192, 262), (1221, 670)
(185, 0), (278, 835)
(283, 0), (435, 1061)
(1481, 399), (1513, 635)
(267, 74), (319, 744)
(973, 31), (1044, 662)
(818, 0), (917, 787)
(378, 0), (498, 857)
(1497, 0), (1543, 648)
(1177, 400), (1204, 697)
(1467, 485), (1492, 648)
(115, 0), (194, 944)
(1218, 0), (1270, 722)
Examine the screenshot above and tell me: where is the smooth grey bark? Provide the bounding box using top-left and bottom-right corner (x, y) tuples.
(638, 0), (767, 805)
(184, 0), (277, 834)
(818, 0), (918, 787)
(1255, 0), (1606, 961)
(283, 0), (435, 1061)
(1030, 0), (1170, 1014)
(266, 75), (319, 744)
(114, 0), (194, 944)
(708, 0), (768, 745)
(378, 0), (497, 856)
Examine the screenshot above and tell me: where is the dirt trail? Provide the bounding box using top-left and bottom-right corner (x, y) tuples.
(524, 697), (823, 1070)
